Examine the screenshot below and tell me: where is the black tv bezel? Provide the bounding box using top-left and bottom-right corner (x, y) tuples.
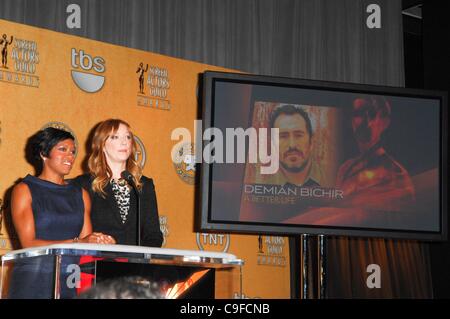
(199, 70), (448, 241)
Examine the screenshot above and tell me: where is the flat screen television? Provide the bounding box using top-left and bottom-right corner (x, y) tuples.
(198, 71), (447, 240)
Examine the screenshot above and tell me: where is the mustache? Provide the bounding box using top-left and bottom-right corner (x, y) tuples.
(283, 148), (304, 159)
(354, 125), (371, 142)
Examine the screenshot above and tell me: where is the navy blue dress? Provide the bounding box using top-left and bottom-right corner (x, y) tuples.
(7, 175), (84, 299)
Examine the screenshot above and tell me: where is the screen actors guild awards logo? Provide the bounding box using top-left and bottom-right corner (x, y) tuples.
(172, 142), (196, 185)
(0, 34), (40, 87)
(136, 62), (171, 110)
(1, 33), (13, 69)
(257, 236), (287, 267)
(137, 62), (148, 94)
(133, 135), (147, 169)
(258, 235), (264, 253)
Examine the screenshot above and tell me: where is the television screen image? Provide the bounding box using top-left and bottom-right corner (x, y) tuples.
(199, 71), (447, 240)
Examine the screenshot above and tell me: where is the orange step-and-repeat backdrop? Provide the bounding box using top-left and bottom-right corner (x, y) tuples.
(0, 19), (290, 298)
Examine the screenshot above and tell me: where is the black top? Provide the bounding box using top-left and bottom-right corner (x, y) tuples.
(23, 174), (84, 240)
(71, 173), (163, 247)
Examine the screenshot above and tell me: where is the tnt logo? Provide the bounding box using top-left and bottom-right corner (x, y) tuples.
(196, 233), (230, 252)
(70, 48), (105, 93)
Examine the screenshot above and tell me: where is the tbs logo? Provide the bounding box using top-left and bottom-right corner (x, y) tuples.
(71, 48), (105, 93)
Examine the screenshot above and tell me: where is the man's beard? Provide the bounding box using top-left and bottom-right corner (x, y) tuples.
(354, 125), (372, 143)
(280, 157), (310, 173)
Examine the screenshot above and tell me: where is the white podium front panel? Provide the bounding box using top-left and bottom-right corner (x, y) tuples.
(1, 244), (243, 299)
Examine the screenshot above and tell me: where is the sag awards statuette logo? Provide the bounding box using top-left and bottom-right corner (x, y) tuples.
(257, 236), (287, 267)
(133, 135), (146, 169)
(233, 292), (261, 299)
(196, 233), (230, 253)
(172, 142), (196, 185)
(136, 62), (171, 111)
(159, 215), (169, 247)
(0, 34), (40, 87)
(71, 48), (105, 93)
(41, 122), (78, 156)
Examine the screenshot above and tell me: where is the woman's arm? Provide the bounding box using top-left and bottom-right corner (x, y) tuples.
(79, 188), (92, 238)
(78, 188), (115, 244)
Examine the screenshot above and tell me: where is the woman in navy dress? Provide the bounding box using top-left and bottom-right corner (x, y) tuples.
(8, 127), (115, 299)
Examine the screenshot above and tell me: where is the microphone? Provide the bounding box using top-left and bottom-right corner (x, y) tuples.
(121, 171), (141, 246)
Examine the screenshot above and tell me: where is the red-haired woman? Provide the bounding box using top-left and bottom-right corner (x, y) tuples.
(73, 119), (163, 247)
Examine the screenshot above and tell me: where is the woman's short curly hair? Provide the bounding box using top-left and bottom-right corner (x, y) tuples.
(30, 127), (74, 163)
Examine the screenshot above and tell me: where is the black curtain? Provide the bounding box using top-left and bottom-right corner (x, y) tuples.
(422, 0), (450, 299)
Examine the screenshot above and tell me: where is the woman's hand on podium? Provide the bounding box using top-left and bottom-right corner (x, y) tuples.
(81, 232), (116, 244)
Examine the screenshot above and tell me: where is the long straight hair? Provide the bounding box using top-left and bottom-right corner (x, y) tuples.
(88, 119), (142, 196)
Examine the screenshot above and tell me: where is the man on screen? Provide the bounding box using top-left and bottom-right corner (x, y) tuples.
(335, 96), (415, 211)
(240, 104), (324, 223)
(258, 104), (322, 187)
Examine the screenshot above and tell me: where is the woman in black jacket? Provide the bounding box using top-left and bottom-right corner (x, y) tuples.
(73, 119), (163, 247)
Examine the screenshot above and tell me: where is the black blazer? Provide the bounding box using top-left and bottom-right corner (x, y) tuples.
(72, 174), (163, 247)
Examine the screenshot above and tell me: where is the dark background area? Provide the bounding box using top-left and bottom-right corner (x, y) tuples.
(406, 0), (450, 299)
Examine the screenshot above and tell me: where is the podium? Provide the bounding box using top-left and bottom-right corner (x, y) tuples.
(0, 244), (243, 299)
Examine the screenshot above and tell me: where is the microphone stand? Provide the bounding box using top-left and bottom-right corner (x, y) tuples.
(122, 172), (141, 246)
(135, 187), (141, 247)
